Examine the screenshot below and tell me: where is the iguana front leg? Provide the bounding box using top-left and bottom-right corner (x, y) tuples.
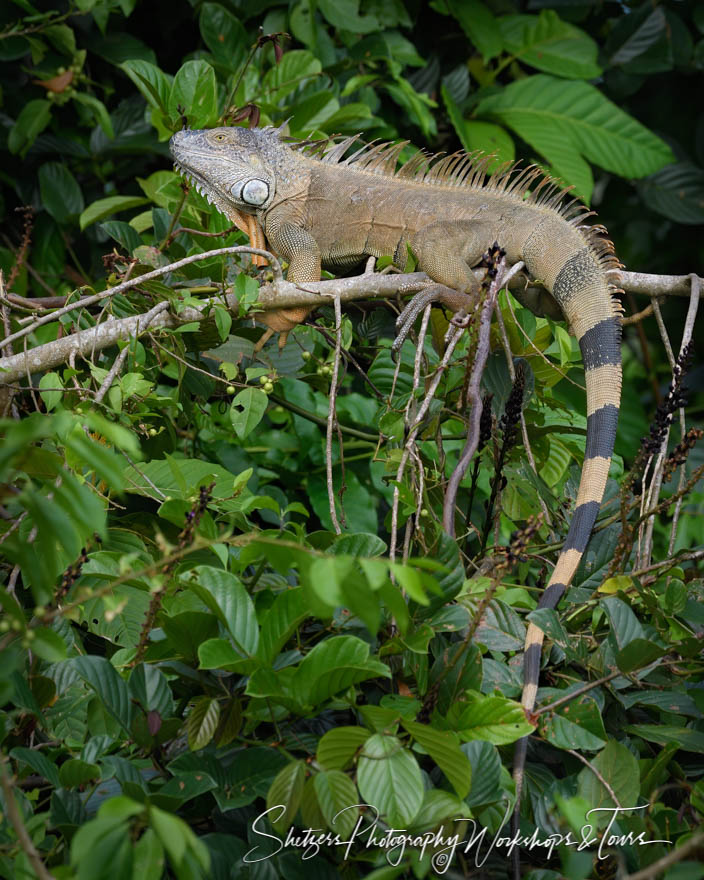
(257, 217), (322, 349)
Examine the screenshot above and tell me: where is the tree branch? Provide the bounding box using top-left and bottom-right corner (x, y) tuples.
(1, 265), (698, 386)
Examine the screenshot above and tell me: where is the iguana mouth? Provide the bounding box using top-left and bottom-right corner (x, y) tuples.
(172, 160), (267, 266)
(172, 160), (219, 208)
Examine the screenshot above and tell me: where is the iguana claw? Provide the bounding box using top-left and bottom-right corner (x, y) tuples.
(392, 284), (475, 356)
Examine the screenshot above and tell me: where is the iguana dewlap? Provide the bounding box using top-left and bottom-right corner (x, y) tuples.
(169, 125), (622, 809)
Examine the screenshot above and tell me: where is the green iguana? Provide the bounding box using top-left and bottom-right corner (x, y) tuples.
(170, 125), (622, 816)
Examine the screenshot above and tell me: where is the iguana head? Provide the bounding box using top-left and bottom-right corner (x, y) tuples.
(169, 126), (282, 219)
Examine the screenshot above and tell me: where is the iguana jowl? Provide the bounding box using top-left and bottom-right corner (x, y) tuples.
(170, 125), (622, 808)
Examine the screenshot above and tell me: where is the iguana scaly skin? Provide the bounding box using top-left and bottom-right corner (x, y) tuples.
(170, 125), (623, 811)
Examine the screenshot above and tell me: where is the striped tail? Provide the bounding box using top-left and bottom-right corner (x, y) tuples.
(513, 221), (622, 826)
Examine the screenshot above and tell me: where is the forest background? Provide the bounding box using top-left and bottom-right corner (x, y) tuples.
(0, 1), (703, 879)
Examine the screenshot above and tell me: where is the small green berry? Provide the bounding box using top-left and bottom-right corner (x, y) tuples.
(301, 351), (311, 361)
(0, 621), (10, 632)
(34, 606), (46, 618)
(11, 620), (22, 631)
(148, 428), (157, 437)
(264, 382), (274, 393)
(259, 375), (268, 385)
(25, 630), (35, 641)
(226, 385), (235, 394)
(420, 508), (429, 518)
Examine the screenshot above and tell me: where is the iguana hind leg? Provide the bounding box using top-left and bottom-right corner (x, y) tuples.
(393, 220), (494, 351)
(408, 220), (493, 292)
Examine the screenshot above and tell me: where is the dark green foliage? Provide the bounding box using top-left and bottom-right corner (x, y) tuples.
(0, 2), (702, 879)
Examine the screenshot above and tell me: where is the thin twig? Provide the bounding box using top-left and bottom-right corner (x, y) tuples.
(389, 322), (465, 562)
(535, 669), (625, 717)
(623, 833), (704, 880)
(0, 758), (56, 880)
(1, 246), (283, 352)
(325, 288), (343, 534)
(443, 260), (525, 536)
(94, 344), (130, 405)
(566, 749), (622, 808)
(668, 274), (700, 555)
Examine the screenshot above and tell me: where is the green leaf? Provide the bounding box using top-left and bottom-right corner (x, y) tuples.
(257, 587), (308, 666)
(120, 60), (172, 113)
(8, 99), (52, 155)
(11, 746), (61, 788)
(80, 195), (149, 230)
(601, 595), (645, 650)
(187, 696), (220, 751)
(317, 726), (370, 770)
(625, 725), (704, 753)
(132, 829), (165, 880)
(357, 734), (423, 826)
(100, 220), (143, 254)
(168, 59), (219, 129)
(609, 6), (667, 66)
(149, 805), (210, 872)
(615, 638), (665, 673)
(577, 739), (639, 810)
(442, 0), (502, 61)
(540, 698), (607, 751)
(30, 626), (67, 662)
(444, 691), (534, 745)
(199, 3), (248, 71)
(213, 305), (232, 342)
(188, 565), (258, 656)
(59, 758), (101, 788)
(266, 761), (306, 833)
(317, 0), (379, 34)
(71, 816), (134, 880)
(314, 770), (360, 837)
(38, 372), (63, 412)
(263, 49), (322, 104)
(39, 162), (85, 225)
(461, 741), (503, 807)
(294, 635), (391, 708)
(499, 11), (601, 79)
(402, 720), (472, 798)
(128, 664), (174, 717)
(72, 655), (132, 733)
(445, 109), (515, 169)
(198, 638), (255, 673)
(229, 388), (268, 440)
(476, 74), (675, 202)
(44, 24), (77, 56)
(636, 162), (704, 225)
(73, 92), (115, 138)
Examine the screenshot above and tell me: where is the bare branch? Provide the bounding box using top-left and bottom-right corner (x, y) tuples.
(1, 245), (283, 352)
(2, 263), (699, 388)
(443, 259), (525, 536)
(324, 287), (343, 534)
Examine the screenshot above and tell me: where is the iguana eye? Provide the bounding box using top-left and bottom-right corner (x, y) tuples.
(238, 178), (269, 206)
(213, 133), (226, 142)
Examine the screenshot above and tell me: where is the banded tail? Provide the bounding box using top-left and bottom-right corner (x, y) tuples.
(513, 216), (622, 818)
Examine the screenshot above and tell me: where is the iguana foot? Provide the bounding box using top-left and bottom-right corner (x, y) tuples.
(254, 305), (310, 351)
(392, 284), (475, 355)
